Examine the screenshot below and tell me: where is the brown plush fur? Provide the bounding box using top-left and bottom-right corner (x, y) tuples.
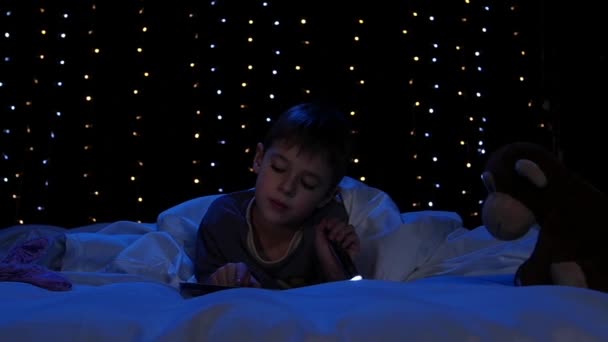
(481, 142), (608, 293)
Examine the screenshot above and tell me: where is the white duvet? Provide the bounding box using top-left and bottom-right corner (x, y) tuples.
(1, 177), (607, 341)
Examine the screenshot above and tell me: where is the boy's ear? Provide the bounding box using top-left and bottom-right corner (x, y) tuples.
(253, 142), (264, 174)
(317, 187), (339, 208)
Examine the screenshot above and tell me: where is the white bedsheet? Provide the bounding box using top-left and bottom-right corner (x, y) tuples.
(1, 177), (607, 341)
(2, 276), (607, 341)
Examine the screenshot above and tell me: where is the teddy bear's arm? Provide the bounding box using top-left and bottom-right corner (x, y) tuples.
(550, 262), (588, 288)
(516, 230), (553, 286)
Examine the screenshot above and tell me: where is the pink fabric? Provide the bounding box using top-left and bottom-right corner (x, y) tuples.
(2, 237), (50, 264)
(1, 237), (72, 291)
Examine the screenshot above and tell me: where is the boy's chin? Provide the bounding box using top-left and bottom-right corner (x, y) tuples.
(256, 199), (313, 229)
(261, 210), (305, 230)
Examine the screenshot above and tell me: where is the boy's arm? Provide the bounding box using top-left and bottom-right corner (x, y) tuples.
(194, 199), (232, 283)
(194, 195), (254, 283)
(194, 225), (226, 283)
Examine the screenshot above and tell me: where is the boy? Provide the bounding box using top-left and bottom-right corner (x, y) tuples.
(194, 102), (360, 289)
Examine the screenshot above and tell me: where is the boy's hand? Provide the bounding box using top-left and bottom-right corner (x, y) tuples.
(209, 262), (261, 288)
(314, 218), (361, 281)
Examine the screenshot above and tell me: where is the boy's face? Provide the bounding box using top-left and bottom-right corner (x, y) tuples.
(252, 141), (335, 230)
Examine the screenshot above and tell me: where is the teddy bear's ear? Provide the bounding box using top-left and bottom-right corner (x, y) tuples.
(481, 171), (497, 193)
(515, 159), (548, 188)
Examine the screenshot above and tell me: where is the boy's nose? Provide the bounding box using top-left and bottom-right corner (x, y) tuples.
(279, 177), (297, 197)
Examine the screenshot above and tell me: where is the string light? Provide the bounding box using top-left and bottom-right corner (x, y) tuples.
(0, 2), (547, 229)
(81, 4), (99, 224)
(397, 0), (544, 224)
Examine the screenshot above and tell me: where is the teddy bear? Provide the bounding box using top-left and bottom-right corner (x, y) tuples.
(480, 141), (608, 293)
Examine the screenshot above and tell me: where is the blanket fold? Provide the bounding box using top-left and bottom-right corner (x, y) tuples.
(0, 237), (72, 291)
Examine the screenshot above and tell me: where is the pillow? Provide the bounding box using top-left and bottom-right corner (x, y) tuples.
(338, 176), (404, 278)
(156, 194), (222, 261)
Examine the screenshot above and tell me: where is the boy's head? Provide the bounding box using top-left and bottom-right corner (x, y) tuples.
(251, 102), (353, 228)
(262, 102), (353, 189)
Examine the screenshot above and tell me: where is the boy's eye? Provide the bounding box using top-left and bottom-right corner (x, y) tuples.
(301, 177), (320, 190)
(271, 165), (285, 173)
(301, 181), (316, 190)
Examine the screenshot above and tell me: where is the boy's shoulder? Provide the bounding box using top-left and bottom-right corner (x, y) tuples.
(208, 188), (254, 212)
(199, 189), (254, 234)
(310, 194), (349, 224)
(202, 188), (254, 222)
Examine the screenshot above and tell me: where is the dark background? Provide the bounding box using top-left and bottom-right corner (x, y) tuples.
(0, 1), (605, 229)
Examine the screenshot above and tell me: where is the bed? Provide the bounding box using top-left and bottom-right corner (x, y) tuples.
(2, 177), (607, 341)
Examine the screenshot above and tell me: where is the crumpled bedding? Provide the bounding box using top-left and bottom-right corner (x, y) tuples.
(1, 177), (606, 342)
(1, 236), (71, 291)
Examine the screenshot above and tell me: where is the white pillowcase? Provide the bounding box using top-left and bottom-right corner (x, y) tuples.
(156, 193), (222, 262)
(339, 176), (463, 280)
